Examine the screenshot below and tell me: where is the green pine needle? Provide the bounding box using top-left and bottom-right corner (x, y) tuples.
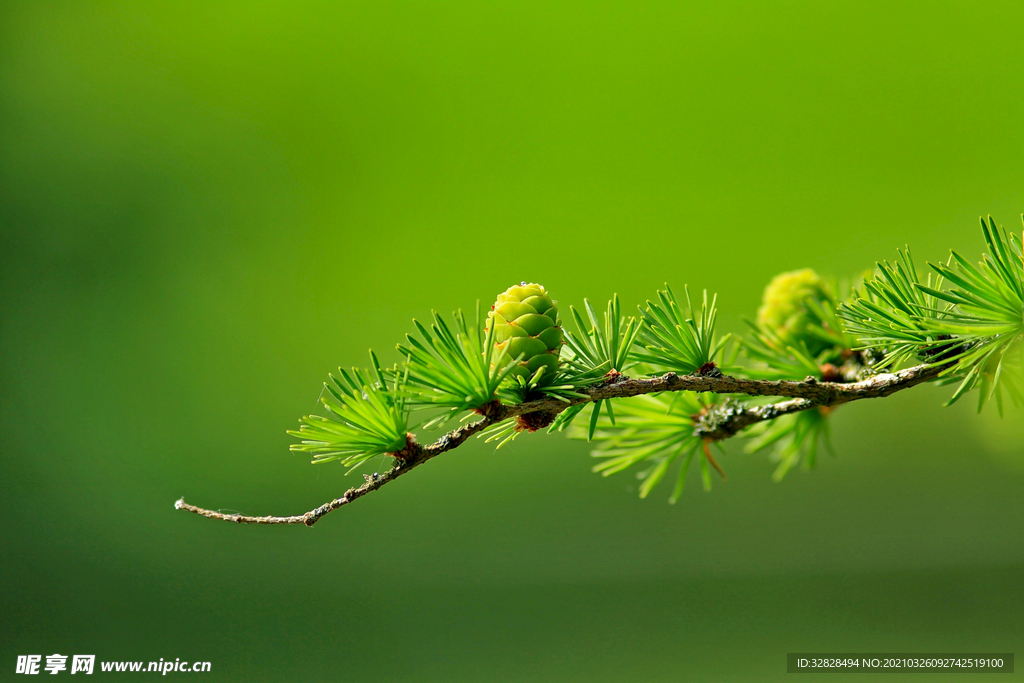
(744, 407), (834, 481)
(288, 351), (410, 471)
(573, 392), (722, 502)
(563, 294), (642, 375)
(397, 303), (521, 423)
(839, 248), (959, 370)
(497, 358), (606, 406)
(840, 216), (1023, 412)
(478, 417), (525, 449)
(738, 322), (824, 381)
(548, 294), (642, 433)
(633, 284), (730, 375)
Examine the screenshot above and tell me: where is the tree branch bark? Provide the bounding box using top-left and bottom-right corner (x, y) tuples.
(174, 362), (943, 526)
(692, 363), (945, 440)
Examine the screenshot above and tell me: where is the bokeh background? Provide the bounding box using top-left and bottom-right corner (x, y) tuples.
(2, 2), (1023, 681)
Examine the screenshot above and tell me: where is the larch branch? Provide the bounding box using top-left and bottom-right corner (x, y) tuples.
(174, 362), (943, 526)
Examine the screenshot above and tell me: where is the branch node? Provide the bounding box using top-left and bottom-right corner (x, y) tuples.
(696, 362), (723, 378)
(474, 399), (504, 418)
(515, 410), (559, 432)
(390, 433), (421, 461)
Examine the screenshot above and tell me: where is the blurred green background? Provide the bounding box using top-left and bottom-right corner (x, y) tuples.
(2, 1), (1023, 680)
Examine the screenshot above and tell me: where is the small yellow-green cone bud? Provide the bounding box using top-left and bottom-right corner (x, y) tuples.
(487, 282), (563, 382)
(756, 268), (831, 354)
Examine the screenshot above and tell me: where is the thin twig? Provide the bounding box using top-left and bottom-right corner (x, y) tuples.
(174, 363), (943, 526)
(692, 363), (945, 440)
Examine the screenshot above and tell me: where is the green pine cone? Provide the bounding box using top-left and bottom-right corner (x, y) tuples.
(756, 268), (832, 355)
(487, 282), (563, 382)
